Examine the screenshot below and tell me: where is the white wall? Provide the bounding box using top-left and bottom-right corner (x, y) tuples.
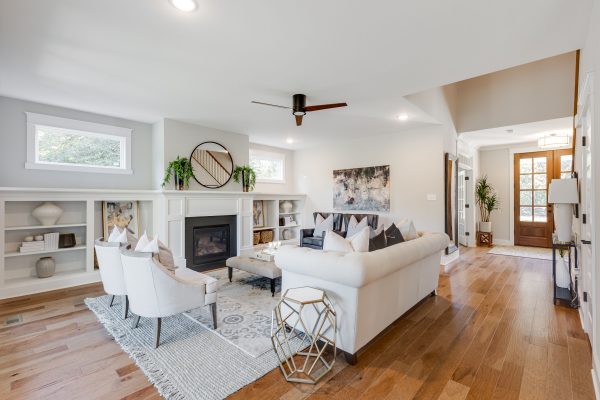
(250, 143), (295, 194)
(454, 52), (576, 133)
(293, 126), (448, 233)
(478, 148), (511, 243)
(0, 96), (153, 189)
(156, 118), (249, 191)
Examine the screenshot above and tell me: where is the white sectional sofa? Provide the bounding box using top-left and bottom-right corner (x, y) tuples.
(275, 231), (449, 364)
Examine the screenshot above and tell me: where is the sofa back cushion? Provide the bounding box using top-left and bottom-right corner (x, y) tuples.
(323, 227), (370, 253)
(385, 223), (405, 247)
(369, 229), (387, 251)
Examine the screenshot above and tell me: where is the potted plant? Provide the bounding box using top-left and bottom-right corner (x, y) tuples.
(233, 165), (256, 192)
(162, 156), (194, 190)
(475, 175), (500, 233)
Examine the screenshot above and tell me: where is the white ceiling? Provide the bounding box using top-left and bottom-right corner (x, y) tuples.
(0, 0), (592, 149)
(459, 117), (573, 149)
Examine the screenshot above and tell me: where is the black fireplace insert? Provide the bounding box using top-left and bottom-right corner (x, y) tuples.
(185, 215), (237, 271)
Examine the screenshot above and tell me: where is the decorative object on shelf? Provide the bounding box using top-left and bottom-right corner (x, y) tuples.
(253, 232), (260, 246)
(32, 201), (63, 226)
(260, 229), (273, 243)
(59, 233), (77, 248)
(163, 156), (194, 190)
(333, 165), (390, 212)
(280, 200), (293, 214)
(233, 165), (256, 192)
(283, 216), (295, 226)
(189, 142), (234, 189)
(548, 178), (578, 242)
(475, 175), (499, 233)
(43, 232), (59, 250)
(36, 256), (56, 278)
(271, 287), (336, 383)
(282, 229), (293, 240)
(34, 235), (44, 241)
(253, 200), (265, 227)
(102, 201), (140, 239)
(24, 236), (34, 242)
(477, 231), (493, 247)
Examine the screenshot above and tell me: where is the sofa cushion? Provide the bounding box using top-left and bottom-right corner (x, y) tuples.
(369, 229), (387, 251)
(108, 226), (128, 243)
(323, 227), (370, 253)
(370, 224), (384, 239)
(398, 219), (418, 240)
(385, 223), (405, 246)
(313, 213), (334, 237)
(347, 215), (368, 238)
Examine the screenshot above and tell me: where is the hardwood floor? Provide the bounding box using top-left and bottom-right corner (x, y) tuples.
(0, 247), (595, 399)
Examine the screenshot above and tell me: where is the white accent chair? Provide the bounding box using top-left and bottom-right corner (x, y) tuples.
(120, 248), (218, 348)
(94, 238), (130, 319)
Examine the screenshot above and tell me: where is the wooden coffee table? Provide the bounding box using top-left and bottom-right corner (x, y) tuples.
(225, 256), (282, 296)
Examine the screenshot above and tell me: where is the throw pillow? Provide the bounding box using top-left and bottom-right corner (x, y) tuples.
(157, 240), (176, 271)
(385, 223), (405, 247)
(369, 224), (384, 239)
(135, 231), (150, 251)
(346, 215), (368, 238)
(398, 219), (418, 240)
(369, 229), (386, 251)
(107, 226), (128, 244)
(135, 232), (159, 253)
(313, 213), (334, 237)
(323, 226), (370, 253)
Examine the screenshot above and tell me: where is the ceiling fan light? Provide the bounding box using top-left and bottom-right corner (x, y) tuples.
(293, 111), (306, 116)
(398, 114), (409, 121)
(538, 134), (570, 148)
(169, 0), (197, 12)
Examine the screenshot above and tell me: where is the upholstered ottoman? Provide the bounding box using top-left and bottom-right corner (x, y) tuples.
(225, 256), (281, 296)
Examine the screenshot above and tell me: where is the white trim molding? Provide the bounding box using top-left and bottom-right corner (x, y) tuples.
(25, 112), (133, 175)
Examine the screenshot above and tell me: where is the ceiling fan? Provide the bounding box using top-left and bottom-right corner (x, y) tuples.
(251, 94), (347, 126)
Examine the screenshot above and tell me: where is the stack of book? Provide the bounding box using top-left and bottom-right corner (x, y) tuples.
(44, 232), (59, 250)
(19, 241), (45, 253)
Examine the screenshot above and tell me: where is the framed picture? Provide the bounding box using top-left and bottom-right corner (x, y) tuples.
(102, 201), (140, 239)
(333, 165), (390, 212)
(253, 200), (265, 227)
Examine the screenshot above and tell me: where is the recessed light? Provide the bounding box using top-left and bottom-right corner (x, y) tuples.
(398, 114), (408, 121)
(286, 138), (294, 144)
(170, 0), (197, 12)
(506, 129), (514, 133)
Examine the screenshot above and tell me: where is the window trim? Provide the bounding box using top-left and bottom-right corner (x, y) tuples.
(25, 112), (133, 174)
(249, 148), (286, 184)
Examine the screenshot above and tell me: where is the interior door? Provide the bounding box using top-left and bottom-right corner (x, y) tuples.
(514, 151), (554, 247)
(457, 170), (467, 246)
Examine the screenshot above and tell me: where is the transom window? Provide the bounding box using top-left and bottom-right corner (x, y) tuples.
(249, 149), (285, 183)
(26, 113), (132, 174)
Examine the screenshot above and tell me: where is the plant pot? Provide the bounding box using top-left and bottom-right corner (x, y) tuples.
(242, 170), (250, 192)
(479, 221), (492, 233)
(174, 173), (185, 190)
(36, 256), (56, 278)
(32, 202), (63, 226)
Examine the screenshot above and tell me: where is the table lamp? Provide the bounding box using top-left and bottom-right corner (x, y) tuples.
(548, 178), (578, 242)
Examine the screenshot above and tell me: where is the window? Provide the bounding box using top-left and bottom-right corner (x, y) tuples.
(249, 149), (285, 183)
(559, 154), (572, 179)
(26, 113), (132, 174)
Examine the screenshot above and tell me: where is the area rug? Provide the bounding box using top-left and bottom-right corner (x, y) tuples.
(85, 269), (285, 400)
(488, 245), (552, 260)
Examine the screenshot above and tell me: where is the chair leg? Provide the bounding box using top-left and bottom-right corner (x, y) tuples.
(210, 303), (218, 329)
(109, 295), (115, 307)
(270, 279), (276, 297)
(228, 267), (233, 282)
(154, 318), (162, 348)
(131, 315), (141, 329)
(122, 295), (129, 319)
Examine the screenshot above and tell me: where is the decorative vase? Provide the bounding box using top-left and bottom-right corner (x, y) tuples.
(36, 256), (56, 278)
(32, 202), (63, 226)
(282, 229), (293, 240)
(281, 200), (293, 214)
(242, 170), (250, 192)
(174, 172), (185, 190)
(556, 256), (570, 289)
(479, 221), (492, 233)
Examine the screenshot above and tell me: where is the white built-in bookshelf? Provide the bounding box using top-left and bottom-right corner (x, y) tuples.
(251, 197), (304, 246)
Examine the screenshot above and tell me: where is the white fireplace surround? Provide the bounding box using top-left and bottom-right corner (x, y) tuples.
(0, 187), (304, 299)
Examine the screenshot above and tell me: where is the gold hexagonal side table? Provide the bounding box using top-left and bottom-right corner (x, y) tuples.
(271, 287), (337, 384)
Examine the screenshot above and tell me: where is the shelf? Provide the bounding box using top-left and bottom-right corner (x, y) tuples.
(5, 223), (87, 231)
(5, 245), (87, 258)
(253, 226), (276, 231)
(279, 225), (300, 229)
(3, 270), (100, 289)
(279, 212), (301, 216)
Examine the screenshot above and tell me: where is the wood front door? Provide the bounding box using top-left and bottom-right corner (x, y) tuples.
(514, 151), (554, 247)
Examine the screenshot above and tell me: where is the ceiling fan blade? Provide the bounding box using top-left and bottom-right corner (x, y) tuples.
(303, 102), (348, 112)
(251, 101), (290, 109)
(295, 115), (303, 126)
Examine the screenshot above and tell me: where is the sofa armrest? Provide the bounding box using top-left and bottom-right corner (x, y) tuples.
(300, 228), (315, 241)
(276, 232), (449, 288)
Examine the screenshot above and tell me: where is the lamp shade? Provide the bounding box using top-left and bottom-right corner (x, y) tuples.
(548, 178), (578, 204)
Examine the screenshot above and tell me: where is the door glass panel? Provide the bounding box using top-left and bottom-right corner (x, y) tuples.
(533, 207), (547, 222)
(533, 174), (546, 189)
(520, 191), (532, 205)
(520, 207), (533, 222)
(520, 158), (532, 174)
(561, 172), (571, 179)
(534, 190), (547, 206)
(520, 175), (532, 189)
(533, 157), (547, 173)
(561, 155), (572, 173)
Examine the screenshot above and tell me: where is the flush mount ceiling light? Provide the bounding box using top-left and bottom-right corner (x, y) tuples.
(538, 133), (570, 148)
(170, 0), (197, 12)
(286, 138), (294, 144)
(398, 114), (409, 121)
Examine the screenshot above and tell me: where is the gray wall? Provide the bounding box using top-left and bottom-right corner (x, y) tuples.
(478, 148), (511, 242)
(0, 96), (153, 189)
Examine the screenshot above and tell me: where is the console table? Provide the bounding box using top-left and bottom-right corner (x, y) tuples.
(552, 236), (578, 308)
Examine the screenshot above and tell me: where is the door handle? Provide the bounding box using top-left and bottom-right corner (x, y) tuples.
(582, 239), (592, 245)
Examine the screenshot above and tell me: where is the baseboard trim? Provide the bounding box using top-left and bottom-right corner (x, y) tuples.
(493, 239), (512, 246)
(592, 369), (600, 400)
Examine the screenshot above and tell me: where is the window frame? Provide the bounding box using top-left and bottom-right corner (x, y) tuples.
(25, 112), (133, 174)
(249, 148), (286, 184)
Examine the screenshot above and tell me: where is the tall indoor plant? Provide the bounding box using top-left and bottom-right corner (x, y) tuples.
(475, 175), (500, 233)
(233, 165), (256, 192)
(162, 156), (194, 190)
